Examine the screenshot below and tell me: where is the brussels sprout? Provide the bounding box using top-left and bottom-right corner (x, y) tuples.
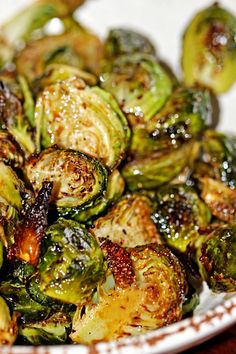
(182, 3), (236, 93)
(0, 279), (51, 322)
(196, 130), (236, 188)
(152, 185), (211, 253)
(18, 312), (71, 345)
(71, 242), (187, 343)
(182, 284), (200, 317)
(8, 182), (53, 266)
(122, 141), (195, 190)
(200, 177), (236, 222)
(0, 162), (25, 213)
(0, 131), (24, 168)
(18, 76), (35, 127)
(91, 194), (161, 248)
(104, 28), (156, 59)
(0, 240), (3, 270)
(1, 0), (85, 46)
(62, 169), (125, 223)
(15, 18), (104, 82)
(100, 53), (172, 124)
(38, 218), (106, 304)
(198, 224), (236, 292)
(146, 86), (211, 150)
(35, 78), (130, 169)
(33, 63), (97, 95)
(0, 296), (18, 345)
(194, 130), (236, 221)
(25, 147), (107, 209)
(0, 81), (35, 155)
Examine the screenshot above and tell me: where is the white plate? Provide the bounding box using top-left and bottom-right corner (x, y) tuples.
(1, 1), (236, 353)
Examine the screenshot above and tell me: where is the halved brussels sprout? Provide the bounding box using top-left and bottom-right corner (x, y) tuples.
(33, 63), (97, 95)
(100, 53), (172, 124)
(0, 161), (26, 213)
(146, 86), (211, 150)
(104, 28), (156, 59)
(71, 243), (187, 343)
(152, 185), (211, 253)
(1, 0), (85, 46)
(200, 177), (236, 222)
(62, 169), (125, 223)
(35, 78), (130, 169)
(38, 218), (106, 304)
(91, 194), (161, 248)
(198, 224), (236, 292)
(0, 81), (35, 155)
(182, 3), (236, 93)
(19, 312), (71, 345)
(25, 147), (107, 209)
(195, 130), (236, 189)
(122, 141), (195, 190)
(8, 182), (52, 266)
(0, 296), (18, 345)
(15, 18), (104, 82)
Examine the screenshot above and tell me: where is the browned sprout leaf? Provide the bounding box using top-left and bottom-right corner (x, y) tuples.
(8, 182), (53, 266)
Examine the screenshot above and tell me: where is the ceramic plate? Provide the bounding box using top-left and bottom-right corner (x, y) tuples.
(0, 1), (236, 353)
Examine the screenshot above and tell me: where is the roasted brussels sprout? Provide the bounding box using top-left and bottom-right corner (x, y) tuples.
(35, 78), (130, 169)
(100, 53), (172, 124)
(146, 86), (211, 150)
(152, 185), (211, 253)
(91, 194), (161, 248)
(182, 3), (236, 93)
(0, 81), (35, 155)
(19, 312), (71, 345)
(1, 0), (85, 46)
(195, 130), (236, 221)
(122, 141), (195, 190)
(104, 28), (156, 59)
(8, 182), (52, 266)
(197, 224), (236, 292)
(71, 242), (187, 343)
(0, 296), (18, 345)
(38, 218), (106, 304)
(63, 169), (125, 223)
(200, 177), (236, 222)
(33, 63), (97, 95)
(0, 279), (51, 322)
(25, 147), (107, 209)
(15, 18), (104, 82)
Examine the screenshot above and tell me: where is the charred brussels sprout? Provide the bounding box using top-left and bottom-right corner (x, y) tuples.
(25, 147), (107, 209)
(198, 224), (236, 292)
(195, 130), (236, 221)
(182, 3), (236, 93)
(38, 218), (106, 304)
(91, 194), (161, 248)
(146, 86), (211, 150)
(71, 243), (187, 343)
(100, 53), (172, 124)
(0, 296), (18, 345)
(122, 142), (195, 190)
(8, 182), (52, 266)
(152, 185), (211, 253)
(35, 78), (130, 169)
(19, 312), (71, 345)
(104, 28), (156, 59)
